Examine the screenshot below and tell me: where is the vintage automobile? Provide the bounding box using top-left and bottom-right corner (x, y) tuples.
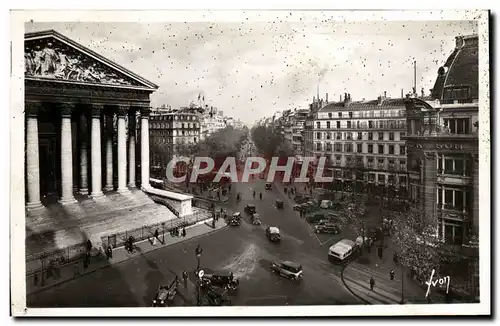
(265, 183), (273, 190)
(271, 260), (303, 281)
(152, 277), (180, 307)
(229, 212), (241, 227)
(252, 213), (262, 225)
(292, 204), (302, 211)
(320, 200), (333, 209)
(244, 204), (256, 215)
(202, 285), (232, 306)
(201, 271), (239, 291)
(266, 226), (282, 243)
(315, 223), (342, 234)
(276, 199), (284, 209)
(306, 213), (325, 224)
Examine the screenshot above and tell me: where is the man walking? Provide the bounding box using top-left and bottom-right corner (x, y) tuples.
(390, 269), (395, 281)
(370, 277), (375, 291)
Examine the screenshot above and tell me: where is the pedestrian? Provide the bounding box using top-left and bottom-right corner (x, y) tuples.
(369, 277), (375, 291)
(182, 270), (188, 288)
(128, 236), (135, 252)
(182, 228), (186, 237)
(390, 269), (395, 280)
(106, 245), (113, 259)
(155, 228), (159, 241)
(393, 252), (399, 265)
(33, 272), (38, 286)
(86, 239), (92, 252)
(229, 184), (232, 193)
(83, 253), (89, 269)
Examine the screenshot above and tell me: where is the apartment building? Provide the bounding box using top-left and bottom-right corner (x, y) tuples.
(304, 92), (408, 193)
(149, 112), (201, 165)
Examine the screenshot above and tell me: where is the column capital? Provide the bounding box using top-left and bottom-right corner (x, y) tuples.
(60, 103), (75, 117)
(25, 101), (42, 117)
(116, 106), (129, 117)
(91, 105), (104, 118)
(140, 107), (151, 117)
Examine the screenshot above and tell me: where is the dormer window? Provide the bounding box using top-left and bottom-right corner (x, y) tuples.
(443, 85), (470, 101)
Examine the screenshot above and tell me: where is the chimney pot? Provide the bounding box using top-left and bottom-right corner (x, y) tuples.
(384, 91), (387, 98)
(326, 93), (329, 103)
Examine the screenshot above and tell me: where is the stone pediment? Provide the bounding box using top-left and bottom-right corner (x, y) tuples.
(25, 30), (158, 90)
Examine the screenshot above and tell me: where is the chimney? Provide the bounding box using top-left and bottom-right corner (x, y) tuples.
(348, 93), (351, 100)
(313, 96), (316, 104)
(384, 91), (387, 98)
(421, 87), (425, 97)
(340, 95), (342, 102)
(326, 93), (329, 103)
(401, 89), (404, 98)
(344, 93), (348, 102)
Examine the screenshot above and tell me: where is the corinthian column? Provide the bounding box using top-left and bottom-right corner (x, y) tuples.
(90, 105), (104, 199)
(104, 111), (114, 191)
(25, 102), (43, 209)
(140, 107), (151, 190)
(79, 112), (89, 195)
(128, 109), (137, 188)
(59, 103), (77, 204)
(117, 106), (130, 193)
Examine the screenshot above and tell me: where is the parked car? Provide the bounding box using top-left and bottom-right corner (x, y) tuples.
(276, 199), (284, 209)
(266, 226), (282, 243)
(201, 271), (239, 291)
(327, 213), (347, 224)
(328, 239), (358, 263)
(265, 183), (273, 190)
(244, 204), (256, 215)
(320, 200), (333, 209)
(315, 223), (342, 234)
(229, 212), (241, 227)
(306, 213), (325, 224)
(293, 204), (302, 211)
(271, 260), (303, 281)
(252, 213), (262, 225)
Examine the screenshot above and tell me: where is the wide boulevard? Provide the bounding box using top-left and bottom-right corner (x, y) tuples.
(27, 177), (363, 307)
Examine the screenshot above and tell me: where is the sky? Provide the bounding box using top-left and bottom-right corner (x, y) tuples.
(25, 19), (477, 125)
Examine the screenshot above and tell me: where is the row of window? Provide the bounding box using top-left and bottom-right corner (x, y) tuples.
(327, 170), (407, 184)
(152, 137), (198, 145)
(315, 142), (406, 155)
(437, 155), (471, 176)
(313, 131), (406, 141)
(313, 119), (406, 130)
(437, 186), (471, 212)
(319, 110), (406, 119)
(328, 155), (406, 170)
(152, 130), (200, 136)
(152, 115), (198, 121)
(151, 122), (200, 130)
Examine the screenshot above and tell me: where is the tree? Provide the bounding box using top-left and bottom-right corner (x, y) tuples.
(390, 209), (441, 284)
(251, 124), (294, 158)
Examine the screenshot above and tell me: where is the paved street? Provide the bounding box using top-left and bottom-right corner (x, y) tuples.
(27, 177), (364, 307)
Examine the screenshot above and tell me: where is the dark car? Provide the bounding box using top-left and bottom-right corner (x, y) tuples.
(265, 183), (272, 190)
(276, 199), (284, 209)
(229, 212), (241, 227)
(152, 278), (179, 307)
(252, 213), (262, 225)
(271, 260), (303, 281)
(266, 226), (282, 243)
(293, 204), (302, 211)
(201, 271), (239, 291)
(244, 204), (256, 215)
(315, 223), (342, 234)
(306, 213), (325, 224)
(202, 286), (232, 306)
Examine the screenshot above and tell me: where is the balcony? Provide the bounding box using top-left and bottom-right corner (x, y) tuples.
(437, 175), (472, 186)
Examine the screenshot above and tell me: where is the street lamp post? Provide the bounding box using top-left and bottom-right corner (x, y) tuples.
(195, 244), (203, 306)
(400, 264), (405, 304)
(161, 222), (165, 244)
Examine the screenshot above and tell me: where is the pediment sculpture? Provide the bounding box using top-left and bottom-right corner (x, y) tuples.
(25, 38), (141, 87)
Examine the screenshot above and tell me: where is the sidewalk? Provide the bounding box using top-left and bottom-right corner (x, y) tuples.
(26, 218), (228, 295)
(341, 241), (446, 305)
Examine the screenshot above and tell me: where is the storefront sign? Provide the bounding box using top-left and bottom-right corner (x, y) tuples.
(407, 143), (464, 150)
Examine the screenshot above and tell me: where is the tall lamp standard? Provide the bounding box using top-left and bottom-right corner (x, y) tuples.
(195, 244), (203, 306)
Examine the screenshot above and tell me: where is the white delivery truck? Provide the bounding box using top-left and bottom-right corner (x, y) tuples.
(328, 239), (358, 263)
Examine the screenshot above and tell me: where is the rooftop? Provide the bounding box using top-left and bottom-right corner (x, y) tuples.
(431, 34), (479, 101)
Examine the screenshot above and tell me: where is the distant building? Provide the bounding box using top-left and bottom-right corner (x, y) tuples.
(303, 92), (408, 194)
(149, 111), (200, 166)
